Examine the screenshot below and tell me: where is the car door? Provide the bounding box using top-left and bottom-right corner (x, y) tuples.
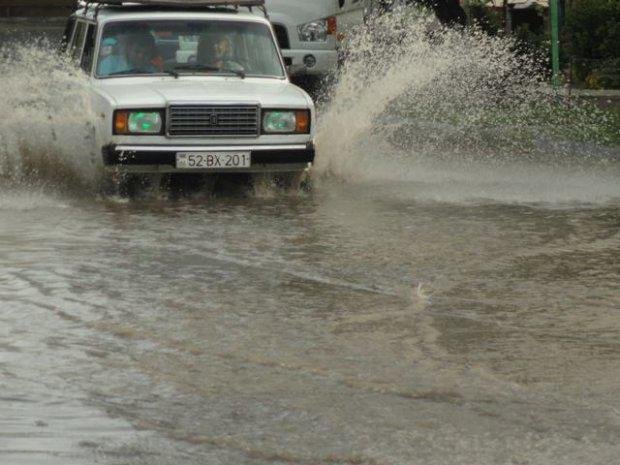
(69, 20), (88, 63)
(67, 19), (98, 75)
(60, 16), (76, 53)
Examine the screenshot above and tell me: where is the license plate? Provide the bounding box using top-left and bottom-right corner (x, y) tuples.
(176, 152), (251, 169)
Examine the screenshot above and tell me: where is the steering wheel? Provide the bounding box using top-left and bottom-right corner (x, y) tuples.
(224, 60), (245, 72)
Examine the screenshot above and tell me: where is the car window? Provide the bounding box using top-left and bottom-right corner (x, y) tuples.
(81, 24), (97, 73)
(96, 20), (285, 79)
(60, 17), (76, 53)
(71, 21), (88, 62)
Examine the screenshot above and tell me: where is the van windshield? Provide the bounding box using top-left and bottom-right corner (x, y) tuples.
(96, 20), (285, 78)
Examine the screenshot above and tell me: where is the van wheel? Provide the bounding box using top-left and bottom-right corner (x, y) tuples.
(291, 75), (325, 99)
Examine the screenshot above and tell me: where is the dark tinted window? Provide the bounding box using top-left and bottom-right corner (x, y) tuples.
(60, 17), (76, 53)
(81, 24), (97, 73)
(71, 21), (88, 62)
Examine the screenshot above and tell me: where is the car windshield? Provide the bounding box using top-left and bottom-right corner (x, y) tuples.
(96, 20), (285, 78)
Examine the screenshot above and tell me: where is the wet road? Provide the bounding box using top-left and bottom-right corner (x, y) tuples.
(1, 179), (619, 465)
(1, 14), (620, 464)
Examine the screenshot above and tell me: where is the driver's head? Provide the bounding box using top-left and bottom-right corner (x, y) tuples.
(197, 33), (232, 65)
(125, 33), (155, 67)
(213, 35), (232, 60)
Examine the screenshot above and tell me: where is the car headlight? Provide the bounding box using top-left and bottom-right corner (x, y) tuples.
(298, 17), (336, 42)
(262, 110), (310, 134)
(114, 110), (163, 135)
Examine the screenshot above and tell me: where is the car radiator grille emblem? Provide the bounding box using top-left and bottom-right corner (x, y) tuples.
(167, 105), (259, 137)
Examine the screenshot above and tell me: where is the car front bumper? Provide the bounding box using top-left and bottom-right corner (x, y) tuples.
(102, 143), (315, 174)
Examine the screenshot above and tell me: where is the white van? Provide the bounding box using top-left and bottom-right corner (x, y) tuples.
(266, 0), (367, 78)
(335, 0), (369, 30)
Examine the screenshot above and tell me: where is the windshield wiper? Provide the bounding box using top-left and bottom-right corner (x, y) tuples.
(170, 64), (221, 76)
(107, 68), (149, 76)
(161, 68), (181, 78)
(170, 64), (245, 79)
(106, 68), (188, 79)
(220, 68), (246, 79)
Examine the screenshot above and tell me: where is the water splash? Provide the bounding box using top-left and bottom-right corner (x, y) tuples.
(0, 22), (618, 206)
(315, 9), (620, 204)
(0, 41), (99, 194)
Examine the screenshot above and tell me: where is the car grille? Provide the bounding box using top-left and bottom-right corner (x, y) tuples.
(167, 105), (260, 137)
(272, 24), (290, 49)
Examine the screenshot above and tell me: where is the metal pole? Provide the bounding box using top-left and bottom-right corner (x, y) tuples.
(550, 0), (560, 89)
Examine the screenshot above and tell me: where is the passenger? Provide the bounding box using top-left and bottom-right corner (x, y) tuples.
(97, 37), (128, 76)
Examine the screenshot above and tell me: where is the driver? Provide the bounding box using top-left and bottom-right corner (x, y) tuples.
(125, 33), (161, 72)
(197, 33), (243, 71)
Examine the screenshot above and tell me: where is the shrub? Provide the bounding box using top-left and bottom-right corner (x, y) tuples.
(464, 0), (502, 35)
(565, 0), (620, 88)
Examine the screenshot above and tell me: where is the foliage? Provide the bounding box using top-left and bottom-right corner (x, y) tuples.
(565, 0), (620, 88)
(463, 0), (502, 35)
(513, 20), (547, 57)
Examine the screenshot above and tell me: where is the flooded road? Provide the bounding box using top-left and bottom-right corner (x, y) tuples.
(1, 13), (620, 465)
(1, 179), (619, 465)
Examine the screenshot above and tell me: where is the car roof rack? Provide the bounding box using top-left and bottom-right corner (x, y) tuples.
(78, 0), (268, 18)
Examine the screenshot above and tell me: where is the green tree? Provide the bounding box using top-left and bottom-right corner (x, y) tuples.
(565, 0), (620, 88)
(463, 0), (503, 35)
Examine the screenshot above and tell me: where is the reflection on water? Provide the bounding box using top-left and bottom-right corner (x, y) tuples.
(1, 183), (619, 464)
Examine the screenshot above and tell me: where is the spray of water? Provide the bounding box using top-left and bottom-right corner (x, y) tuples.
(0, 16), (618, 204)
(0, 40), (99, 194)
(315, 8), (620, 204)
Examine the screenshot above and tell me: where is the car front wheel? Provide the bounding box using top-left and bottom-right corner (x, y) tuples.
(253, 171), (310, 193)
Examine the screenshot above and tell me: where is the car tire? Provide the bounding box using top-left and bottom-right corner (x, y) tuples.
(253, 171), (309, 193)
(166, 173), (217, 197)
(101, 171), (161, 198)
(274, 171), (305, 191)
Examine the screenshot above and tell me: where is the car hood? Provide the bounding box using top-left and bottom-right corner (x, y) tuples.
(93, 77), (312, 109)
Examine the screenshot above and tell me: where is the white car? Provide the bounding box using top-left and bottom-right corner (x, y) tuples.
(62, 0), (316, 191)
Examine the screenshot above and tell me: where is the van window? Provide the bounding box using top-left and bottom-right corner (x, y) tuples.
(71, 21), (88, 62)
(81, 24), (97, 73)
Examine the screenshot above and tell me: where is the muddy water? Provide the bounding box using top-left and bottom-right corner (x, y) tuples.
(1, 179), (619, 465)
(1, 12), (620, 465)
